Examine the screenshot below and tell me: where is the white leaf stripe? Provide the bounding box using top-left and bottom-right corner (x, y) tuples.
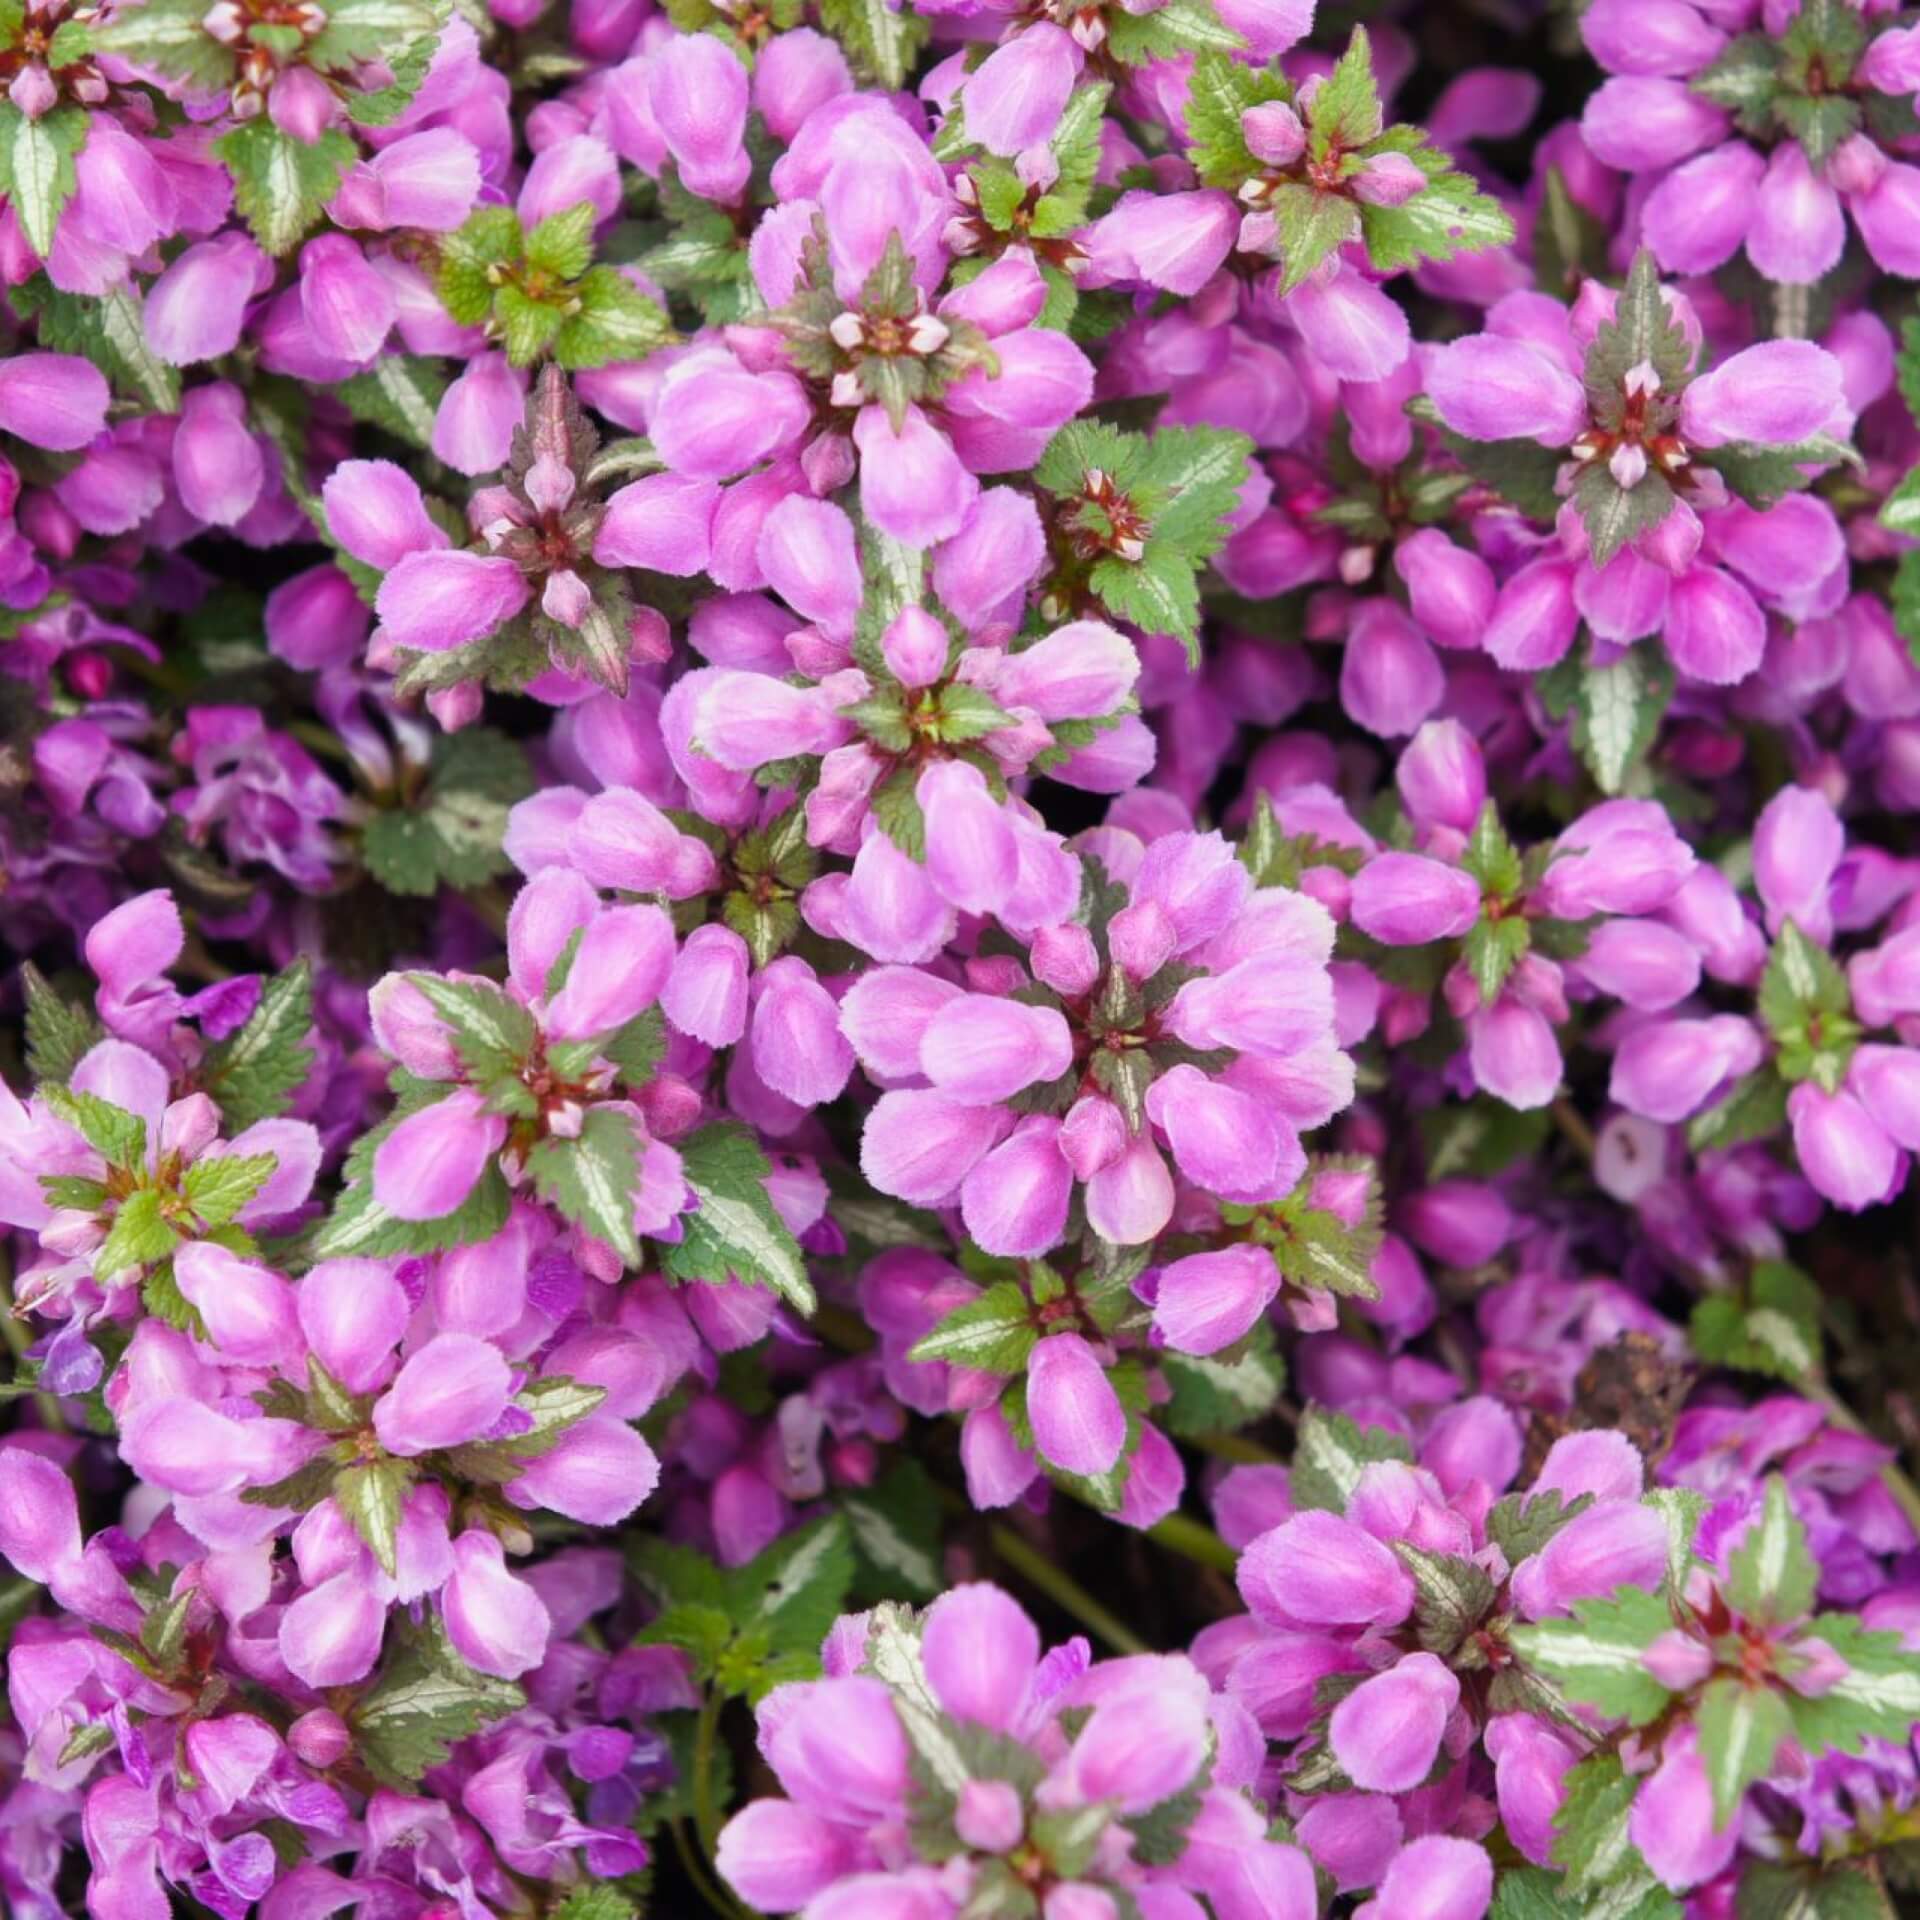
(11, 113), (68, 257)
(863, 1604), (971, 1791)
(1744, 1479), (1796, 1608)
(687, 1176), (816, 1313)
(1511, 1628), (1647, 1673)
(1746, 1307), (1816, 1376)
(844, 1499), (938, 1593)
(567, 1133), (631, 1250)
(1702, 1683), (1783, 1820)
(751, 1518), (844, 1626)
(1826, 1663), (1920, 1716)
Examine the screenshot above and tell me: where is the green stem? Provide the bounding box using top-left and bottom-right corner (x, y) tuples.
(1146, 1509), (1239, 1574)
(1551, 1098), (1597, 1160)
(284, 718), (355, 765)
(810, 1302), (875, 1354)
(670, 1816), (736, 1920)
(691, 1689), (724, 1860)
(988, 1522), (1148, 1655)
(1187, 1430), (1283, 1465)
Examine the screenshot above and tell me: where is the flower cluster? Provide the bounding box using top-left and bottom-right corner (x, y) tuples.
(0, 0), (1919, 1917)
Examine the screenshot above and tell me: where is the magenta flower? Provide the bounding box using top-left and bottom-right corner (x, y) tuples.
(716, 1585), (1312, 1917)
(1423, 253), (1851, 684)
(850, 830), (1348, 1251)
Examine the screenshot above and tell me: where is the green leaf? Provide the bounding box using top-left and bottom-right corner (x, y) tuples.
(142, 1258), (203, 1334)
(1184, 51), (1292, 189)
(528, 1105), (642, 1268)
(816, 0), (927, 88)
(39, 1173), (108, 1211)
(303, 0), (443, 68)
(1691, 34), (1780, 121)
(438, 206), (523, 325)
(1697, 1676), (1792, 1825)
(1041, 80), (1107, 227)
(1533, 165), (1609, 300)
(1572, 647), (1674, 796)
(1312, 26), (1383, 151)
(1881, 464), (1920, 537)
(908, 1280), (1036, 1374)
(525, 199), (597, 281)
(181, 1152), (277, 1229)
(1237, 1165), (1384, 1300)
(1687, 1067), (1789, 1154)
(1089, 546), (1202, 655)
(349, 1616), (524, 1787)
(313, 1145), (512, 1259)
(1461, 802), (1523, 899)
(362, 729), (532, 898)
(554, 266), (674, 370)
(1510, 1586), (1675, 1726)
(1776, 91), (1861, 166)
(9, 271), (185, 414)
(1420, 1098), (1552, 1180)
(1784, 1613), (1920, 1757)
(1643, 1487), (1709, 1595)
(1357, 161), (1514, 278)
(1269, 183), (1361, 297)
(1161, 1326), (1286, 1437)
(96, 1188), (180, 1281)
(1464, 915), (1530, 1006)
(0, 102), (86, 258)
(1899, 317), (1920, 426)
(44, 1086), (146, 1170)
(1497, 1865), (1678, 1920)
(141, 1582), (195, 1669)
(334, 1457), (415, 1578)
(931, 682), (1016, 744)
(635, 1601), (733, 1680)
(21, 963), (100, 1086)
(661, 1121), (814, 1314)
(1288, 1404), (1414, 1513)
(1572, 461), (1675, 572)
(548, 1889), (640, 1920)
(1487, 1489), (1594, 1564)
(725, 1514), (857, 1664)
(1412, 401), (1566, 521)
(1726, 1476), (1817, 1626)
(843, 1460), (943, 1602)
(1551, 1753), (1651, 1894)
(1140, 424), (1253, 550)
(57, 1720), (118, 1769)
(216, 122), (356, 256)
(1396, 1541), (1497, 1656)
(334, 355), (448, 452)
(201, 960), (314, 1131)
(869, 763), (927, 862)
(1587, 249), (1694, 405)
(1758, 921), (1856, 1092)
(89, 0), (234, 90)
(1706, 434), (1857, 511)
(1691, 1261), (1822, 1383)
(1736, 1862), (1897, 1920)
(598, 1007), (666, 1090)
(406, 975), (536, 1081)
(496, 282), (564, 366)
(344, 0), (444, 125)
